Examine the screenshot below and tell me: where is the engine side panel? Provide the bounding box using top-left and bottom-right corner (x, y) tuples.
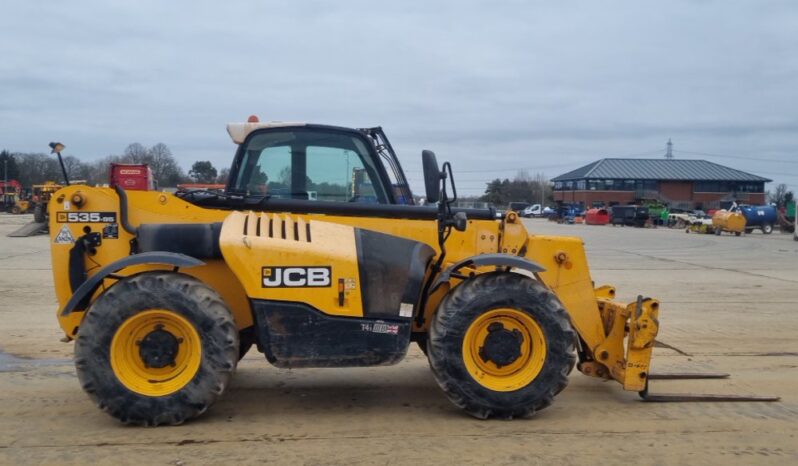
(221, 211), (366, 317)
(219, 211), (434, 320)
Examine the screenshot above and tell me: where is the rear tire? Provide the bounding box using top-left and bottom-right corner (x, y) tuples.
(428, 273), (576, 419)
(762, 223), (773, 234)
(33, 204), (45, 223)
(74, 272), (238, 426)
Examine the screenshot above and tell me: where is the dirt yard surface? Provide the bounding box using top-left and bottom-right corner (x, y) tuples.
(0, 213), (796, 465)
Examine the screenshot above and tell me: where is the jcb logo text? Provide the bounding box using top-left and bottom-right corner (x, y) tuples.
(262, 266), (331, 288)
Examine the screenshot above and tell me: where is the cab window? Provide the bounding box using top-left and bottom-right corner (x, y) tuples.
(232, 129), (388, 204)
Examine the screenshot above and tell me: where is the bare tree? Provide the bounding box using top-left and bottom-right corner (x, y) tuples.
(62, 155), (90, 181)
(147, 143), (184, 187)
(217, 167), (230, 184)
(533, 172), (553, 206)
(123, 143), (149, 163)
(514, 170), (532, 182)
(15, 153), (63, 186)
(768, 183), (794, 207)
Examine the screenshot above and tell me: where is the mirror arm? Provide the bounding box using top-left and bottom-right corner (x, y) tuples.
(443, 162), (457, 205)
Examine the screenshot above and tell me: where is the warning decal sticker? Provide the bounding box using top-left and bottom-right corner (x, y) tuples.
(54, 225), (75, 244)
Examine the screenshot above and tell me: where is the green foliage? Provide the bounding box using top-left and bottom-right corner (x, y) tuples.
(480, 171), (552, 207)
(0, 150), (20, 181)
(189, 161), (218, 183)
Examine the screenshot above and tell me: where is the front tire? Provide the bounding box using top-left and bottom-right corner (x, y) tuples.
(428, 273), (576, 419)
(74, 272), (239, 426)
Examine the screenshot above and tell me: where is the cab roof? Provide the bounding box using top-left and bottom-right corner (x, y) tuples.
(226, 118), (377, 144)
(226, 121), (306, 144)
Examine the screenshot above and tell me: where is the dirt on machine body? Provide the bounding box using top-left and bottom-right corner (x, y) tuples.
(46, 118), (777, 426)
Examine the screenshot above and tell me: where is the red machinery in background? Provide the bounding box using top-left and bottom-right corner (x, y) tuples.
(0, 180), (23, 195)
(585, 207), (610, 225)
(109, 164), (154, 191)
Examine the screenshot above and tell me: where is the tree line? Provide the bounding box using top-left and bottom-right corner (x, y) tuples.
(0, 144), (229, 188)
(480, 171), (554, 207)
(767, 183), (794, 208)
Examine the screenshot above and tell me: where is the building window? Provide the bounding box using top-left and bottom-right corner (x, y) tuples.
(581, 179), (659, 191)
(577, 180), (586, 190)
(644, 180), (658, 190)
(695, 181), (720, 192)
(694, 181), (765, 193)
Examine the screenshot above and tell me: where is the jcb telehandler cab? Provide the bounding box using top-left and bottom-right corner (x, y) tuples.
(49, 118), (777, 425)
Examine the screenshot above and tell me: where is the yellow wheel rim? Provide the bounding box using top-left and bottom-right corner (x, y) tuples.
(110, 309), (202, 397)
(462, 308), (547, 392)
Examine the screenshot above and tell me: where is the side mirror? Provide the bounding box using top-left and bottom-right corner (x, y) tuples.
(422, 150), (442, 203)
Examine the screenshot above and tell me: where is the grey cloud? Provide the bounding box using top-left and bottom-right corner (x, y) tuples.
(1, 0), (797, 195)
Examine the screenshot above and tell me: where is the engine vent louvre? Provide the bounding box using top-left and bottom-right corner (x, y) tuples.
(243, 212), (311, 242)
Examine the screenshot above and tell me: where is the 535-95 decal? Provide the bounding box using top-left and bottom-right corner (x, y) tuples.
(56, 211), (117, 223)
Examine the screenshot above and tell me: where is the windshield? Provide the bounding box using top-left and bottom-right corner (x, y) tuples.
(230, 128), (390, 204)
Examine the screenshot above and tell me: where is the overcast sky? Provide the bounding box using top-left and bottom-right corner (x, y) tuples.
(2, 1), (797, 195)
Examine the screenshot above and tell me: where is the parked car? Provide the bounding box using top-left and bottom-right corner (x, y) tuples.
(509, 202), (530, 213)
(521, 204), (543, 217)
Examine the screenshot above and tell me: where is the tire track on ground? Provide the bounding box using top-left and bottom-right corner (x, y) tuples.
(613, 249), (798, 283)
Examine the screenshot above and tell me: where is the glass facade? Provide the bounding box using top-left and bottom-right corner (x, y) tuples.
(693, 181), (764, 193)
(553, 179), (764, 193)
(553, 179), (658, 191)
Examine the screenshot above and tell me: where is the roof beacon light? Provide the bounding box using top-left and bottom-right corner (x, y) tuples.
(247, 115), (259, 123)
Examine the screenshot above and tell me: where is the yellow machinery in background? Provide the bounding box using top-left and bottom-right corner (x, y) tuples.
(712, 210), (746, 236)
(3, 192), (30, 214)
(47, 119), (778, 426)
(32, 182), (62, 223)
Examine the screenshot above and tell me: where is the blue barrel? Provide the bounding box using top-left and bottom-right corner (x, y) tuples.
(738, 205), (777, 233)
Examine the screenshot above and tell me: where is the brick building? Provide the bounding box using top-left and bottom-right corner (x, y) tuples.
(552, 158), (769, 210)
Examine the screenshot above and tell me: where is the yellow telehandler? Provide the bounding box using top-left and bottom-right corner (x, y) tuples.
(3, 192), (30, 214)
(48, 118), (777, 425)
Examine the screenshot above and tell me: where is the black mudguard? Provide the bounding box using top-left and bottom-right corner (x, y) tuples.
(431, 253), (546, 292)
(60, 252), (204, 316)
